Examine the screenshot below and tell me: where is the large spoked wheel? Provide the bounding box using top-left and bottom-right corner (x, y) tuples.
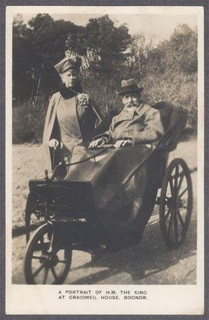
(24, 223), (72, 284)
(159, 158), (193, 249)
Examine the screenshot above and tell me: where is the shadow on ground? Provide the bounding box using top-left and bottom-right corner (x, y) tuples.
(67, 217), (197, 285)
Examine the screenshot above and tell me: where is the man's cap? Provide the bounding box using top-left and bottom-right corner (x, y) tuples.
(117, 78), (143, 96)
(54, 56), (81, 74)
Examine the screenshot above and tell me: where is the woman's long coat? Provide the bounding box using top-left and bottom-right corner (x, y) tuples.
(42, 91), (102, 174)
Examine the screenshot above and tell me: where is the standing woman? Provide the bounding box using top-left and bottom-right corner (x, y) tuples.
(42, 55), (102, 178)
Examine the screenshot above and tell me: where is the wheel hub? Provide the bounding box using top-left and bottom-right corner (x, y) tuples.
(165, 197), (173, 208)
(165, 196), (184, 209)
(39, 252), (58, 267)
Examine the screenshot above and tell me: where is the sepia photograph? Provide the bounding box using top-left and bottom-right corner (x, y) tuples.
(6, 5), (204, 315)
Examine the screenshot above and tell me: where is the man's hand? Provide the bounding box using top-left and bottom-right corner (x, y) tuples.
(114, 139), (134, 149)
(89, 137), (106, 149)
(48, 139), (59, 150)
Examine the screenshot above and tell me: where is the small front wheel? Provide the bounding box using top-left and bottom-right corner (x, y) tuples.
(24, 223), (72, 284)
(159, 158), (193, 249)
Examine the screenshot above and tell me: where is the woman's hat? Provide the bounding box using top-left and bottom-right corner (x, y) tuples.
(117, 78), (143, 96)
(54, 56), (81, 74)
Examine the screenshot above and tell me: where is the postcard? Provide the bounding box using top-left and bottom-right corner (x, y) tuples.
(6, 5), (204, 315)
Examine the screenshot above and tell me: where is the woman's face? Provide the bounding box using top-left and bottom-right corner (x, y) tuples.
(61, 69), (79, 88)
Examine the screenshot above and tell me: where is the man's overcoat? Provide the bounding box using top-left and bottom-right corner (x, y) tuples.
(95, 103), (164, 144)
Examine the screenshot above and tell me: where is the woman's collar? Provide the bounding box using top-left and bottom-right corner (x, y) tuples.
(60, 83), (82, 99)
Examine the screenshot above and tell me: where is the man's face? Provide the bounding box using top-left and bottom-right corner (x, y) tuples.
(122, 92), (140, 108)
(60, 69), (79, 88)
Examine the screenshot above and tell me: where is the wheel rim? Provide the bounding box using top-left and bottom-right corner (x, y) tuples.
(25, 211), (45, 243)
(24, 223), (72, 284)
(25, 194), (46, 243)
(160, 159), (193, 248)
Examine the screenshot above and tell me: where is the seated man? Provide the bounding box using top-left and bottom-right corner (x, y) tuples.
(68, 79), (164, 220)
(89, 78), (164, 149)
(89, 79), (165, 247)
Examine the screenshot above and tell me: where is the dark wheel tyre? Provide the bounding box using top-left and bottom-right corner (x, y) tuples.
(159, 158), (193, 249)
(25, 194), (46, 243)
(25, 210), (45, 243)
(24, 223), (72, 284)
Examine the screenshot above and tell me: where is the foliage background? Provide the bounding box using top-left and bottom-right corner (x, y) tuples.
(12, 14), (198, 143)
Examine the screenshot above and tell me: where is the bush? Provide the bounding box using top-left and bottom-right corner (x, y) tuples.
(141, 72), (197, 132)
(80, 69), (123, 116)
(13, 96), (48, 144)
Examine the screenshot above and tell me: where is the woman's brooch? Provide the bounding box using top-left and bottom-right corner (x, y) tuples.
(77, 93), (90, 108)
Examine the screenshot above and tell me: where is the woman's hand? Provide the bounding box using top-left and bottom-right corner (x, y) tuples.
(48, 139), (59, 150)
(89, 137), (106, 149)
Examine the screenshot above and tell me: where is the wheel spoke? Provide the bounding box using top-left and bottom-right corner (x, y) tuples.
(174, 165), (179, 189)
(50, 267), (58, 281)
(174, 210), (179, 243)
(32, 261), (47, 278)
(32, 255), (41, 260)
(179, 187), (188, 199)
(167, 210), (174, 237)
(43, 267), (50, 284)
(165, 207), (172, 221)
(177, 209), (185, 227)
(57, 259), (67, 264)
(177, 172), (184, 193)
(169, 177), (175, 197)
